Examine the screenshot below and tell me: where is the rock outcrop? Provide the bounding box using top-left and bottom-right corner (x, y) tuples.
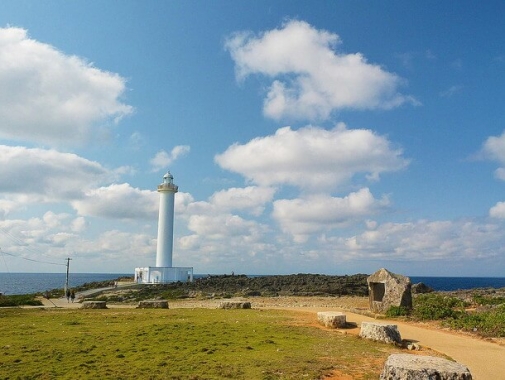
(137, 300), (169, 309)
(81, 301), (107, 309)
(218, 301), (251, 309)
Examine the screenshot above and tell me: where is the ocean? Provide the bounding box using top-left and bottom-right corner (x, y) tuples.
(0, 273), (132, 295)
(1, 273), (505, 295)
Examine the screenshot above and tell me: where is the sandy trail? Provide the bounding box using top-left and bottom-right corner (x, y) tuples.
(41, 295), (505, 379)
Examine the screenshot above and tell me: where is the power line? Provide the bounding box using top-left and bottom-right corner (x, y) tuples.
(0, 226), (67, 267)
(0, 247), (66, 267)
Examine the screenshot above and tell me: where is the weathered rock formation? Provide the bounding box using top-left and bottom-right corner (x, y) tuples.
(137, 300), (169, 309)
(317, 312), (346, 328)
(380, 354), (472, 379)
(359, 322), (402, 344)
(367, 268), (412, 313)
(81, 301), (107, 309)
(412, 282), (434, 294)
(218, 301), (252, 309)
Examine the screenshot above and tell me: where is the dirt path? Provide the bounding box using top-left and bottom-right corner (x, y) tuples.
(40, 295), (505, 379)
(333, 310), (504, 379)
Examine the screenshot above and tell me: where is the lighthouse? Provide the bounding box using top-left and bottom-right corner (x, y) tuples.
(134, 172), (193, 284)
(156, 172), (178, 267)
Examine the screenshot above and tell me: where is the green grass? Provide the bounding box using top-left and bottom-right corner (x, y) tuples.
(0, 308), (401, 379)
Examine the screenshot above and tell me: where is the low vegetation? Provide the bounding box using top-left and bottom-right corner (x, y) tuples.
(0, 293), (42, 307)
(0, 307), (403, 379)
(386, 291), (505, 338)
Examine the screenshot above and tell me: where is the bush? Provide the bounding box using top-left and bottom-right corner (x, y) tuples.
(445, 304), (505, 337)
(0, 294), (43, 307)
(385, 305), (410, 317)
(472, 294), (505, 306)
(412, 294), (465, 320)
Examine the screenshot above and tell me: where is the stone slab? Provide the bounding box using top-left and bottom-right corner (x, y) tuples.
(380, 354), (472, 380)
(317, 311), (347, 328)
(359, 321), (401, 344)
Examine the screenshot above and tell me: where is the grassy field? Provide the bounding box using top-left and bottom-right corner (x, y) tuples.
(0, 307), (403, 379)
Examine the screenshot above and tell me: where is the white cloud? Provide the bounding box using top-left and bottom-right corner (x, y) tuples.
(150, 146), (190, 172)
(338, 219), (504, 261)
(215, 124), (409, 191)
(70, 217), (88, 232)
(0, 214), (156, 272)
(225, 20), (417, 121)
(0, 145), (110, 201)
(0, 27), (133, 146)
(0, 212), (73, 258)
(0, 198), (18, 218)
(272, 188), (389, 242)
(481, 130), (505, 180)
(71, 184), (158, 220)
(490, 202), (505, 219)
(209, 186), (276, 216)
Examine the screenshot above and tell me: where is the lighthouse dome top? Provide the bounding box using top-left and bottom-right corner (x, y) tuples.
(163, 172), (173, 182)
(158, 171), (178, 192)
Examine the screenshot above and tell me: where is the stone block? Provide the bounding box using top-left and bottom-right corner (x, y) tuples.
(218, 301), (251, 309)
(317, 311), (347, 328)
(359, 321), (401, 344)
(380, 354), (472, 379)
(81, 301), (107, 309)
(137, 300), (169, 309)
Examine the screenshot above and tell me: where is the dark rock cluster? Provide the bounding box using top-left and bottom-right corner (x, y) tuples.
(132, 273), (369, 299)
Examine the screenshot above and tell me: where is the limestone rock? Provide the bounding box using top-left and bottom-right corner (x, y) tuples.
(137, 300), (169, 309)
(412, 282), (434, 294)
(368, 268), (412, 313)
(359, 322), (402, 344)
(380, 354), (472, 379)
(317, 311), (346, 328)
(218, 301), (251, 309)
(81, 301), (107, 309)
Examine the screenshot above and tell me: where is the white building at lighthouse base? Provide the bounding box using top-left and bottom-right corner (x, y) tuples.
(134, 266), (193, 284)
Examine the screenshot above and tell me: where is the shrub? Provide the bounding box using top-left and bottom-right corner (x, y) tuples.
(444, 304), (505, 337)
(385, 305), (410, 317)
(0, 294), (43, 307)
(412, 294), (465, 320)
(472, 294), (505, 306)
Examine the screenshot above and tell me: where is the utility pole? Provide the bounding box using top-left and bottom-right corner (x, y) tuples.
(65, 258), (72, 294)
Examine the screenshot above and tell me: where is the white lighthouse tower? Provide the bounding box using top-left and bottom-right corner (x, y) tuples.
(156, 172), (177, 267)
(134, 172), (193, 284)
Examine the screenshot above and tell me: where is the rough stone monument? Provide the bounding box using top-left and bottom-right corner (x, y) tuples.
(367, 268), (412, 313)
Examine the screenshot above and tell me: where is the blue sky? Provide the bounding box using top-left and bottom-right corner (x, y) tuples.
(0, 1), (504, 276)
